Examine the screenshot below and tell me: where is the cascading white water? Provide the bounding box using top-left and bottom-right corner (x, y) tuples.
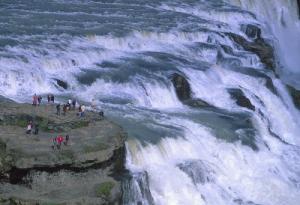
(0, 0), (300, 204)
(226, 0), (300, 75)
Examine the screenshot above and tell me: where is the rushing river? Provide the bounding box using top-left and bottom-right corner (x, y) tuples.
(0, 0), (300, 204)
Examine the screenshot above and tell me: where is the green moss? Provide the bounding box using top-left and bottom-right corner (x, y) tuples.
(96, 181), (114, 198)
(15, 118), (28, 127)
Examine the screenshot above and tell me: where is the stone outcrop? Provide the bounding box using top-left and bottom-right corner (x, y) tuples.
(54, 79), (69, 90)
(171, 73), (191, 101)
(228, 88), (255, 111)
(171, 73), (210, 108)
(226, 25), (276, 73)
(0, 99), (126, 204)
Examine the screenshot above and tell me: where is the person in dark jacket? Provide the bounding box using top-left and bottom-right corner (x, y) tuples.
(64, 135), (69, 146)
(37, 96), (42, 105)
(51, 95), (55, 103)
(33, 123), (39, 135)
(72, 99), (76, 110)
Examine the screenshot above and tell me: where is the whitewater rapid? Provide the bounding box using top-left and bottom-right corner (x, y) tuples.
(0, 0), (300, 205)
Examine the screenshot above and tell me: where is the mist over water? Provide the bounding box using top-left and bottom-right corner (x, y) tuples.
(0, 0), (300, 205)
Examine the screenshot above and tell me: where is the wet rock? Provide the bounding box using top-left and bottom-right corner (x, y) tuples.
(54, 78), (68, 89)
(287, 85), (300, 109)
(183, 98), (210, 108)
(0, 101), (126, 204)
(171, 73), (191, 101)
(228, 88), (255, 111)
(241, 24), (261, 39)
(227, 32), (276, 73)
(170, 74), (213, 109)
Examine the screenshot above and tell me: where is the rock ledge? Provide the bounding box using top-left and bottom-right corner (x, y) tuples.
(0, 99), (126, 205)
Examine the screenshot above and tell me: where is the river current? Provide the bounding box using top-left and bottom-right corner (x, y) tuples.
(0, 0), (300, 204)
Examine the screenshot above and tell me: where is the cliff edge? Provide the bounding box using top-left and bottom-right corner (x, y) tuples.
(0, 97), (126, 205)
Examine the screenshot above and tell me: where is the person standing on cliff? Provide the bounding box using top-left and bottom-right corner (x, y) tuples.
(64, 135), (69, 146)
(81, 105), (86, 117)
(72, 99), (76, 110)
(37, 95), (42, 105)
(56, 135), (64, 149)
(51, 94), (55, 103)
(32, 94), (38, 106)
(56, 104), (61, 115)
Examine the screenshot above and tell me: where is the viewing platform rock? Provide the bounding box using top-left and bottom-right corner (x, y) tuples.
(0, 97), (126, 205)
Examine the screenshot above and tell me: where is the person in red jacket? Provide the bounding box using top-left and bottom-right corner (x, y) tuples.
(56, 135), (64, 149)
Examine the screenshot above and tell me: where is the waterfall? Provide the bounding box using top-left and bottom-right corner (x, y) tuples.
(226, 0), (300, 76)
(0, 0), (299, 204)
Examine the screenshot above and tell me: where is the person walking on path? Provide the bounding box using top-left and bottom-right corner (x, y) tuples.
(47, 95), (51, 103)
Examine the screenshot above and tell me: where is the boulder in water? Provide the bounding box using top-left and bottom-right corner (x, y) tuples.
(241, 24), (261, 39)
(171, 73), (191, 101)
(54, 78), (69, 89)
(228, 88), (255, 111)
(227, 32), (276, 73)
